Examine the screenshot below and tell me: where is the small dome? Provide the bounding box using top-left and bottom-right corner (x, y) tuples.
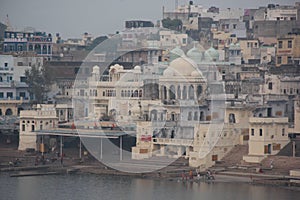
(133, 65), (142, 74)
(163, 67), (174, 76)
(204, 47), (219, 61)
(109, 64), (124, 73)
(169, 46), (185, 62)
(187, 47), (203, 64)
(92, 65), (100, 74)
(169, 56), (197, 76)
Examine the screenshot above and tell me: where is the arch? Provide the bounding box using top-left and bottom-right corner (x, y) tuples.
(171, 112), (176, 121)
(188, 85), (194, 99)
(188, 111), (193, 121)
(134, 90), (138, 97)
(194, 111), (198, 121)
(182, 86), (187, 100)
(197, 85), (203, 98)
(162, 86), (167, 100)
(150, 110), (158, 121)
(5, 108), (13, 116)
(177, 86), (181, 99)
(171, 130), (175, 138)
(229, 113), (236, 123)
(169, 85), (176, 100)
(200, 111), (204, 121)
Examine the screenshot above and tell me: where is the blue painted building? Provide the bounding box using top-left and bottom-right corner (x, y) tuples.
(3, 31), (53, 59)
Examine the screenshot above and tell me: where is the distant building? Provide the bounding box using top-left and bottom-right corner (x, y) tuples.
(244, 117), (289, 163)
(125, 20), (154, 29)
(3, 30), (53, 59)
(18, 104), (58, 151)
(276, 33), (300, 66)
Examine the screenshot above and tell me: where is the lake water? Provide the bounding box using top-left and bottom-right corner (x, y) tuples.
(1, 173), (300, 200)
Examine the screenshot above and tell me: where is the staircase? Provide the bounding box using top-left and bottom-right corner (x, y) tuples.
(215, 144), (248, 167)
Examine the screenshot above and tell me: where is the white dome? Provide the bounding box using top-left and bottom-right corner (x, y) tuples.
(169, 56), (197, 76)
(92, 65), (100, 74)
(134, 65), (141, 70)
(169, 46), (185, 62)
(109, 64), (124, 73)
(163, 67), (174, 76)
(133, 65), (142, 74)
(191, 70), (202, 77)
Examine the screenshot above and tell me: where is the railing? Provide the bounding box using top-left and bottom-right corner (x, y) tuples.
(152, 138), (193, 146)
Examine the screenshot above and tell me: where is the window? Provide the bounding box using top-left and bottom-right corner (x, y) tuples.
(287, 56), (292, 64)
(233, 24), (237, 29)
(277, 56), (282, 64)
(20, 77), (26, 82)
(7, 92), (13, 98)
(288, 40), (292, 48)
(282, 128), (285, 136)
(4, 62), (8, 67)
(229, 113), (236, 123)
(17, 62), (23, 66)
(19, 92), (26, 98)
(259, 129), (263, 136)
(268, 82), (273, 90)
(251, 129), (254, 136)
(0, 92), (3, 98)
(188, 112), (192, 121)
(278, 41), (283, 48)
(22, 124), (25, 131)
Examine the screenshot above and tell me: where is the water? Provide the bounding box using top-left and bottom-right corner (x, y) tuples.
(1, 173), (300, 200)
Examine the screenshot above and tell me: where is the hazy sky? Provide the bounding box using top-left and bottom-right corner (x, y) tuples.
(0, 0), (298, 38)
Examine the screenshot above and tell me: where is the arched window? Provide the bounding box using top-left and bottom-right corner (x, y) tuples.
(188, 111), (193, 121)
(171, 112), (176, 121)
(162, 86), (167, 99)
(200, 111), (204, 121)
(5, 108), (12, 116)
(150, 110), (158, 121)
(169, 85), (176, 100)
(182, 86), (187, 99)
(189, 85), (194, 99)
(194, 111), (198, 121)
(197, 85), (202, 98)
(229, 113), (236, 123)
(177, 86), (181, 99)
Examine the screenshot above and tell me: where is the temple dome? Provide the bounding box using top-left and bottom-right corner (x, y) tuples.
(187, 47), (203, 64)
(169, 46), (185, 62)
(169, 56), (197, 76)
(204, 47), (219, 61)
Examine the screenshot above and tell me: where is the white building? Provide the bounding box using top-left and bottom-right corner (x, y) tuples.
(18, 104), (58, 151)
(243, 117), (290, 163)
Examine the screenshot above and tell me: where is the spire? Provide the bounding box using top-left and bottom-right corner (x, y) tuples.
(5, 14), (13, 31)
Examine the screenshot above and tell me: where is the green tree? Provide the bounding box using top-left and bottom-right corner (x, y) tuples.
(25, 64), (54, 103)
(162, 18), (183, 32)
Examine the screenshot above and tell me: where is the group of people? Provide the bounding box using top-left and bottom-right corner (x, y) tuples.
(181, 169), (215, 181)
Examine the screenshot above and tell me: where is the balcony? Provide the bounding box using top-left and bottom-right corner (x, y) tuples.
(152, 138), (193, 146)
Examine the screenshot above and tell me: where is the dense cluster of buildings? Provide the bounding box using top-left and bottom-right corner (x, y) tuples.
(0, 2), (300, 170)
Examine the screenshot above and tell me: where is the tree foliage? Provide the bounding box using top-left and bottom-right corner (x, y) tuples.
(85, 36), (108, 51)
(162, 18), (183, 32)
(25, 64), (54, 104)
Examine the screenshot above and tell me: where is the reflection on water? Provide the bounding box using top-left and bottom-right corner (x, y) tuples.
(1, 173), (300, 200)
